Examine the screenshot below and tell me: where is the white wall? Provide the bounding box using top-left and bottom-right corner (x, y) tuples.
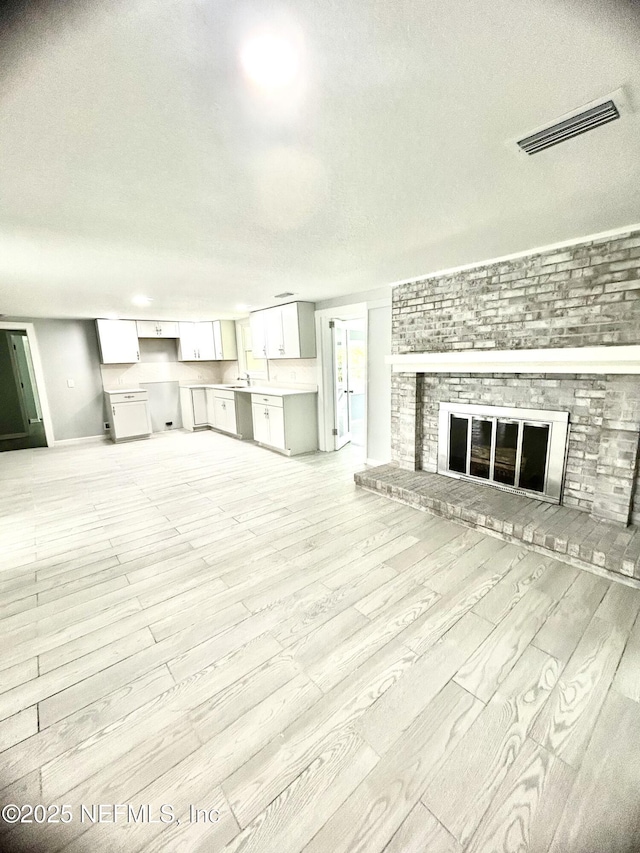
(366, 305), (392, 464)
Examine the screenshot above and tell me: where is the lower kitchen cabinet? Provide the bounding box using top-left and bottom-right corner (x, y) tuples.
(210, 388), (254, 439)
(105, 390), (151, 443)
(250, 392), (317, 455)
(213, 391), (237, 434)
(180, 387), (209, 431)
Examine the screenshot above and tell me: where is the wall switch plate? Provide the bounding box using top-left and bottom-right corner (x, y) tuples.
(67, 379), (75, 388)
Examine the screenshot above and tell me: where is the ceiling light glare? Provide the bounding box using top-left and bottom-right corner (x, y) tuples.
(240, 32), (300, 90)
(132, 295), (153, 307)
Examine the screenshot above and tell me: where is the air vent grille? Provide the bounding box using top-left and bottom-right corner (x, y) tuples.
(274, 291), (295, 299)
(517, 99), (620, 155)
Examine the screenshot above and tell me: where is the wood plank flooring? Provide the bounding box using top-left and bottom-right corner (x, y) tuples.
(1, 429), (640, 852)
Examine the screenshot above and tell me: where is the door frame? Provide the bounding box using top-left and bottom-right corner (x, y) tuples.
(315, 302), (367, 453)
(0, 321), (55, 446)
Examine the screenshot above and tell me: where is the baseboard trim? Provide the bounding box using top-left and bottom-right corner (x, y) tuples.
(54, 435), (108, 446)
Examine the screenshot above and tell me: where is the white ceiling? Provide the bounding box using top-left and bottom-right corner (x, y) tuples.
(1, 0), (639, 320)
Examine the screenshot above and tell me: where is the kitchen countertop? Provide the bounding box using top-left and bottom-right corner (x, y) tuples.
(104, 388), (147, 394)
(180, 384), (317, 396)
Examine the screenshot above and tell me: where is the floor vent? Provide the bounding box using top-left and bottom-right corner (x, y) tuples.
(517, 99), (620, 155)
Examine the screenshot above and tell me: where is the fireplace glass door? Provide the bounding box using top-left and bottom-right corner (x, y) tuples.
(447, 413), (551, 494)
(439, 402), (568, 503)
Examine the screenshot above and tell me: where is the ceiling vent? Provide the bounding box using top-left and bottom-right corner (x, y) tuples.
(513, 88), (630, 156)
(274, 291), (295, 299)
(517, 100), (620, 155)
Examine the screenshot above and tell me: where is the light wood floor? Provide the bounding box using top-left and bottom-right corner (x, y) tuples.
(1, 430), (640, 853)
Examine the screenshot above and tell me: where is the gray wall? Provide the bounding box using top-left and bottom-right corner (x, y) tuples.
(366, 305), (392, 464)
(31, 319), (105, 441)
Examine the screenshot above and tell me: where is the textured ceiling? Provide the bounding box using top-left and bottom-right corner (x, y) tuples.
(1, 0), (639, 319)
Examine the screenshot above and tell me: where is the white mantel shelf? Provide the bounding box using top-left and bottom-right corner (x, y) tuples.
(387, 345), (640, 375)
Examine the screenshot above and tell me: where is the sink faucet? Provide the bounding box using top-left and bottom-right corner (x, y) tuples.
(238, 372), (251, 387)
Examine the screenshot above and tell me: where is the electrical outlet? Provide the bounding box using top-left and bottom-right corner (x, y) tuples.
(118, 377), (124, 385)
(104, 422), (110, 430)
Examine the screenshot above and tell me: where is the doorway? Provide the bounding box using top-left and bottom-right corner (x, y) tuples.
(0, 330), (47, 451)
(331, 317), (367, 450)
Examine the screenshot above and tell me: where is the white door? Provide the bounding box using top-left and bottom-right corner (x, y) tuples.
(138, 321), (179, 338)
(250, 312), (267, 358)
(178, 323), (199, 360)
(192, 388), (208, 425)
(225, 398), (237, 433)
(212, 321), (223, 360)
(205, 388), (216, 426)
(136, 321), (161, 338)
(267, 404), (286, 449)
(346, 321), (366, 447)
(112, 401), (150, 439)
(96, 320), (140, 364)
(264, 307), (284, 359)
(197, 323), (216, 360)
(214, 397), (227, 431)
(280, 303), (301, 358)
(332, 320), (351, 449)
(252, 403), (271, 443)
(157, 321), (179, 338)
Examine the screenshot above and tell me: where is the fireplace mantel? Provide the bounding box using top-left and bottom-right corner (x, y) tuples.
(387, 345), (640, 375)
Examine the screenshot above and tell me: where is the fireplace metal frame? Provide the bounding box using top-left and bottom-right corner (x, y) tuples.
(437, 402), (569, 504)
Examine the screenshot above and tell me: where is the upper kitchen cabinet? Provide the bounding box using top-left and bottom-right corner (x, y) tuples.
(136, 321), (179, 338)
(250, 311), (267, 358)
(177, 322), (216, 361)
(212, 320), (238, 360)
(251, 302), (316, 360)
(96, 319), (140, 364)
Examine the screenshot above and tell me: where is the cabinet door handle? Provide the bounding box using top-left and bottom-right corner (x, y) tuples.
(136, 350), (140, 360)
(112, 406), (116, 416)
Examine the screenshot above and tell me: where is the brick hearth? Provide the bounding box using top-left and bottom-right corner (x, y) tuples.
(355, 464), (640, 584)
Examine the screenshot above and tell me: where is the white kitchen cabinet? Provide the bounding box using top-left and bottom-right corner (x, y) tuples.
(264, 307), (284, 359)
(105, 390), (151, 442)
(178, 322), (216, 361)
(205, 387), (216, 426)
(250, 312), (267, 358)
(96, 320), (140, 364)
(251, 402), (271, 444)
(179, 386), (209, 430)
(250, 391), (317, 455)
(212, 320), (238, 360)
(136, 321), (179, 338)
(214, 396), (237, 434)
(250, 302), (316, 360)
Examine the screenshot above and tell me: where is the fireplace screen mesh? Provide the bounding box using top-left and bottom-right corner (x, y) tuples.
(438, 403), (569, 503)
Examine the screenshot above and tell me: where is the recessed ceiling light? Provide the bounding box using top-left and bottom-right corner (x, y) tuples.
(132, 295), (153, 307)
(240, 32), (300, 90)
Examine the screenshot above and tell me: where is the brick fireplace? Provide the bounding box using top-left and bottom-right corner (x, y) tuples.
(389, 227), (640, 527)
